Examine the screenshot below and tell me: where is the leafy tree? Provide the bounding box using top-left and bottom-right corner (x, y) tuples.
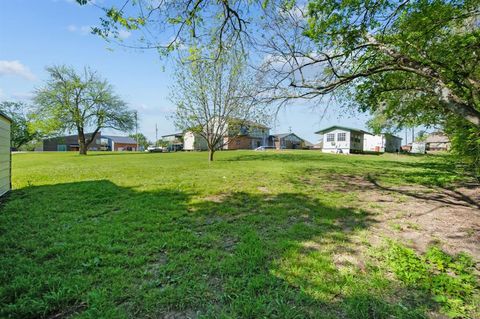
(74, 0), (262, 56)
(33, 65), (135, 155)
(171, 47), (265, 161)
(129, 133), (150, 149)
(415, 130), (428, 143)
(257, 1), (480, 126)
(0, 101), (38, 150)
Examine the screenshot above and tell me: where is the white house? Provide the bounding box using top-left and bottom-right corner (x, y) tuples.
(315, 126), (367, 154)
(0, 111), (12, 197)
(364, 134), (402, 153)
(183, 131), (208, 151)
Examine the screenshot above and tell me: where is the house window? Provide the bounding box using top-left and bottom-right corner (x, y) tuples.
(337, 133), (346, 141)
(326, 133), (335, 142)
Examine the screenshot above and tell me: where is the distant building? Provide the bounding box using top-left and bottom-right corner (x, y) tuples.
(315, 126), (367, 154)
(0, 111), (12, 197)
(101, 135), (138, 151)
(364, 133), (402, 153)
(43, 132), (102, 152)
(161, 133), (184, 151)
(425, 132), (450, 151)
(271, 133), (309, 149)
(43, 132), (137, 151)
(222, 119), (270, 150)
(183, 131), (208, 151)
(411, 142), (426, 154)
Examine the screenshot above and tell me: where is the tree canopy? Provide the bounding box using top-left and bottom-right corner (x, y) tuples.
(171, 47), (266, 161)
(33, 65), (135, 155)
(0, 101), (38, 150)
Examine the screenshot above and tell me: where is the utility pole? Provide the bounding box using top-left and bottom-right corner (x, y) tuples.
(405, 128), (408, 145)
(155, 123), (158, 147)
(412, 127), (415, 143)
(134, 111), (139, 151)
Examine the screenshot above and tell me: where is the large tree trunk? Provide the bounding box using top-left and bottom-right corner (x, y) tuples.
(78, 128), (87, 155)
(208, 149), (215, 162)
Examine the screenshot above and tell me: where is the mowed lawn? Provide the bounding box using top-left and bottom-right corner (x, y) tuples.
(1, 151), (478, 318)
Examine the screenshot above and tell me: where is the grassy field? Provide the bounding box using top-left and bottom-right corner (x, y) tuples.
(1, 151), (478, 318)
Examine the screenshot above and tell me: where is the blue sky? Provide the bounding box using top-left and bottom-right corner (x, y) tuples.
(0, 0), (375, 144)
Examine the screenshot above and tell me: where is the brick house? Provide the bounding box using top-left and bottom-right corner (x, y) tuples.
(222, 120), (270, 150)
(101, 135), (138, 151)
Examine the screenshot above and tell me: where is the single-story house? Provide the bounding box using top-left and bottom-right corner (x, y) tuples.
(271, 133), (310, 149)
(101, 135), (138, 151)
(0, 111), (12, 197)
(315, 126), (368, 154)
(223, 120), (270, 150)
(161, 133), (184, 151)
(425, 132), (450, 151)
(364, 133), (402, 153)
(43, 132), (102, 151)
(183, 131), (208, 151)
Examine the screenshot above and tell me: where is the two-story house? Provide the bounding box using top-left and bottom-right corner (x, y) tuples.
(223, 119), (270, 150)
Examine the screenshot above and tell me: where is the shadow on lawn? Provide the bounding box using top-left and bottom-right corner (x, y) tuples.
(0, 180), (435, 318)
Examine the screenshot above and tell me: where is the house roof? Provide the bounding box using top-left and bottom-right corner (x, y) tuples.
(0, 111), (12, 122)
(272, 133), (295, 139)
(103, 135), (137, 144)
(425, 132), (449, 143)
(315, 125), (370, 135)
(161, 132), (183, 138)
(228, 118), (270, 129)
(271, 133), (313, 145)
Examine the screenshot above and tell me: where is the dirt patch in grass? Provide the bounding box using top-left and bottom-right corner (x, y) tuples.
(162, 309), (199, 319)
(343, 176), (480, 260)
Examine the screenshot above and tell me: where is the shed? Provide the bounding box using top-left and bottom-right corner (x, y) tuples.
(0, 111), (12, 197)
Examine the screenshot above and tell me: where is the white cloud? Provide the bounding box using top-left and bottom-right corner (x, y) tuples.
(67, 24), (92, 35)
(118, 30), (131, 40)
(0, 60), (36, 81)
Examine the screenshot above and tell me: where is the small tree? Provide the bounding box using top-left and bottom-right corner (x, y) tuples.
(0, 101), (38, 150)
(34, 65), (135, 155)
(129, 133), (149, 150)
(171, 48), (264, 161)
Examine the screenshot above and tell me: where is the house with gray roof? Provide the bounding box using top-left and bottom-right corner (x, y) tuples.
(315, 126), (369, 154)
(271, 133), (309, 149)
(101, 135), (138, 151)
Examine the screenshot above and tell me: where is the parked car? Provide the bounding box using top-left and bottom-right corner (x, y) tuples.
(254, 146), (275, 151)
(146, 146), (165, 153)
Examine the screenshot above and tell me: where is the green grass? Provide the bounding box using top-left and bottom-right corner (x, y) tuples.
(0, 151), (477, 318)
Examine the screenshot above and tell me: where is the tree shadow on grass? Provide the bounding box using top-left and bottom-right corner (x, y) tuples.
(0, 181), (437, 318)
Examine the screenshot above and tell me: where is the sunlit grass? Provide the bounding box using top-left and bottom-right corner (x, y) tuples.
(0, 150), (476, 318)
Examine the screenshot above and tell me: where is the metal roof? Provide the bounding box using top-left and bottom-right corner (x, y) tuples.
(315, 125), (371, 135)
(272, 133), (293, 139)
(161, 132), (183, 138)
(103, 135), (137, 144)
(0, 111), (12, 122)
